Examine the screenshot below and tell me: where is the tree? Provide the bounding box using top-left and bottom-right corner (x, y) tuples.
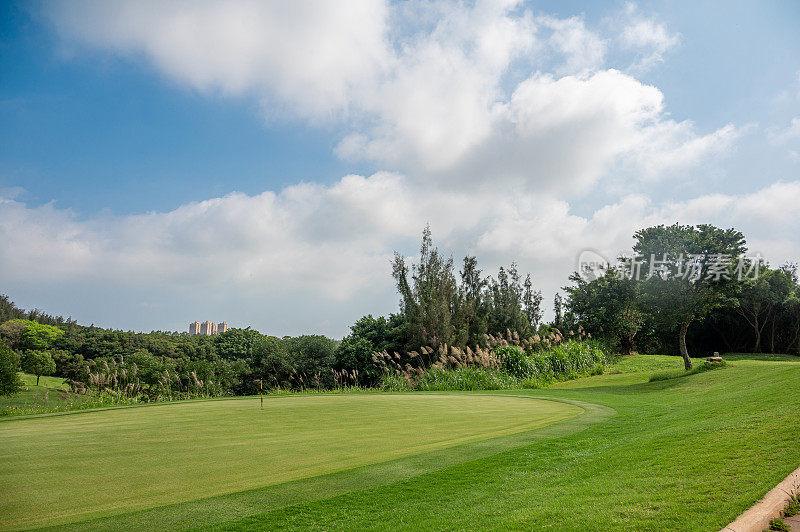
(553, 293), (564, 330)
(458, 256), (489, 347)
(392, 226), (460, 349)
(633, 224), (746, 369)
(0, 343), (22, 396)
(485, 263), (531, 337)
(286, 335), (337, 388)
(0, 320), (64, 352)
(21, 350), (56, 386)
(565, 269), (643, 355)
(214, 328), (262, 360)
(734, 265), (794, 353)
(251, 336), (291, 389)
(21, 321), (64, 351)
(335, 315), (399, 386)
(523, 274), (543, 330)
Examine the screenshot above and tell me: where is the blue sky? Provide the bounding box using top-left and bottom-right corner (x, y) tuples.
(1, 2), (370, 214)
(1, 1), (799, 336)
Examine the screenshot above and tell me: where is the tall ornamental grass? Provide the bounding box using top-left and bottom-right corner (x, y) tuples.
(377, 334), (609, 391)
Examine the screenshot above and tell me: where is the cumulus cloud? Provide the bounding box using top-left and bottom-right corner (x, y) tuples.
(2, 178), (798, 334)
(43, 0), (730, 189)
(44, 0), (391, 118)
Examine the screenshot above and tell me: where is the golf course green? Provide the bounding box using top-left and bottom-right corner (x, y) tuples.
(0, 393), (585, 529)
(2, 354), (799, 531)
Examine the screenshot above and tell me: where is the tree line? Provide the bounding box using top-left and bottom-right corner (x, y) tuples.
(0, 228), (545, 396)
(1, 223), (797, 399)
(561, 224), (799, 368)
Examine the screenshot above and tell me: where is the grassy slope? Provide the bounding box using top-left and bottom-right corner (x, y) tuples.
(0, 394), (580, 530)
(4, 354), (799, 531)
(218, 354), (800, 531)
(1, 374), (138, 417)
(0, 374), (92, 416)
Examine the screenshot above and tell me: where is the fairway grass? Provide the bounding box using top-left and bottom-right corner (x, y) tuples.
(0, 394), (583, 529)
(3, 354), (800, 531)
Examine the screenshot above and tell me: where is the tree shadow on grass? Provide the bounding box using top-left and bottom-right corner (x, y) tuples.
(722, 352), (800, 362)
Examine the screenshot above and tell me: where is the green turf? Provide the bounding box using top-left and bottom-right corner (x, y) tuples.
(219, 355), (798, 532)
(18, 373), (69, 389)
(2, 354), (800, 531)
(0, 374), (129, 417)
(0, 393), (582, 529)
(722, 352), (800, 362)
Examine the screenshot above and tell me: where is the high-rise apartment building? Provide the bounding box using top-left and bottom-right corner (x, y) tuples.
(188, 320), (230, 335)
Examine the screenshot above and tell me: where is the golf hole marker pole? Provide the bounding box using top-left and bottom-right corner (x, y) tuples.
(260, 379), (263, 409)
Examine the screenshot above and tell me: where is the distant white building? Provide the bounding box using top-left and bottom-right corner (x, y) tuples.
(189, 321), (229, 335)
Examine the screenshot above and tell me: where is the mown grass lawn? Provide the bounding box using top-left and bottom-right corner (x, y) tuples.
(0, 393), (583, 530)
(1, 354), (799, 531)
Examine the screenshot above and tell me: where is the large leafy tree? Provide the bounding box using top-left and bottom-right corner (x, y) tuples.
(0, 319), (64, 351)
(250, 336), (290, 389)
(335, 314), (407, 386)
(285, 335), (337, 388)
(21, 350), (56, 386)
(633, 224), (746, 369)
(21, 321), (64, 351)
(735, 266), (795, 352)
(0, 343), (22, 396)
(565, 269), (643, 355)
(214, 328), (263, 360)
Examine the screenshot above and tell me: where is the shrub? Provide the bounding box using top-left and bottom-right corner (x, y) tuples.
(378, 372), (411, 392)
(376, 339), (609, 392)
(0, 343), (22, 396)
(414, 366), (516, 391)
(785, 494), (800, 517)
(499, 339), (609, 383)
(769, 518), (790, 531)
(498, 346), (532, 379)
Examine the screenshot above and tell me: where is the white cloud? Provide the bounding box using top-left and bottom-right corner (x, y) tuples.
(45, 0), (392, 119)
(2, 178), (798, 335)
(535, 14), (606, 75)
(616, 2), (680, 73)
(43, 0), (729, 189)
(20, 0), (771, 334)
(767, 117), (800, 162)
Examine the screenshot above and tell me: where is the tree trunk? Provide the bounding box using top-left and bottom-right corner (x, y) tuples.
(769, 314), (776, 354)
(753, 313), (761, 353)
(679, 317), (693, 370)
(36, 374), (40, 386)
